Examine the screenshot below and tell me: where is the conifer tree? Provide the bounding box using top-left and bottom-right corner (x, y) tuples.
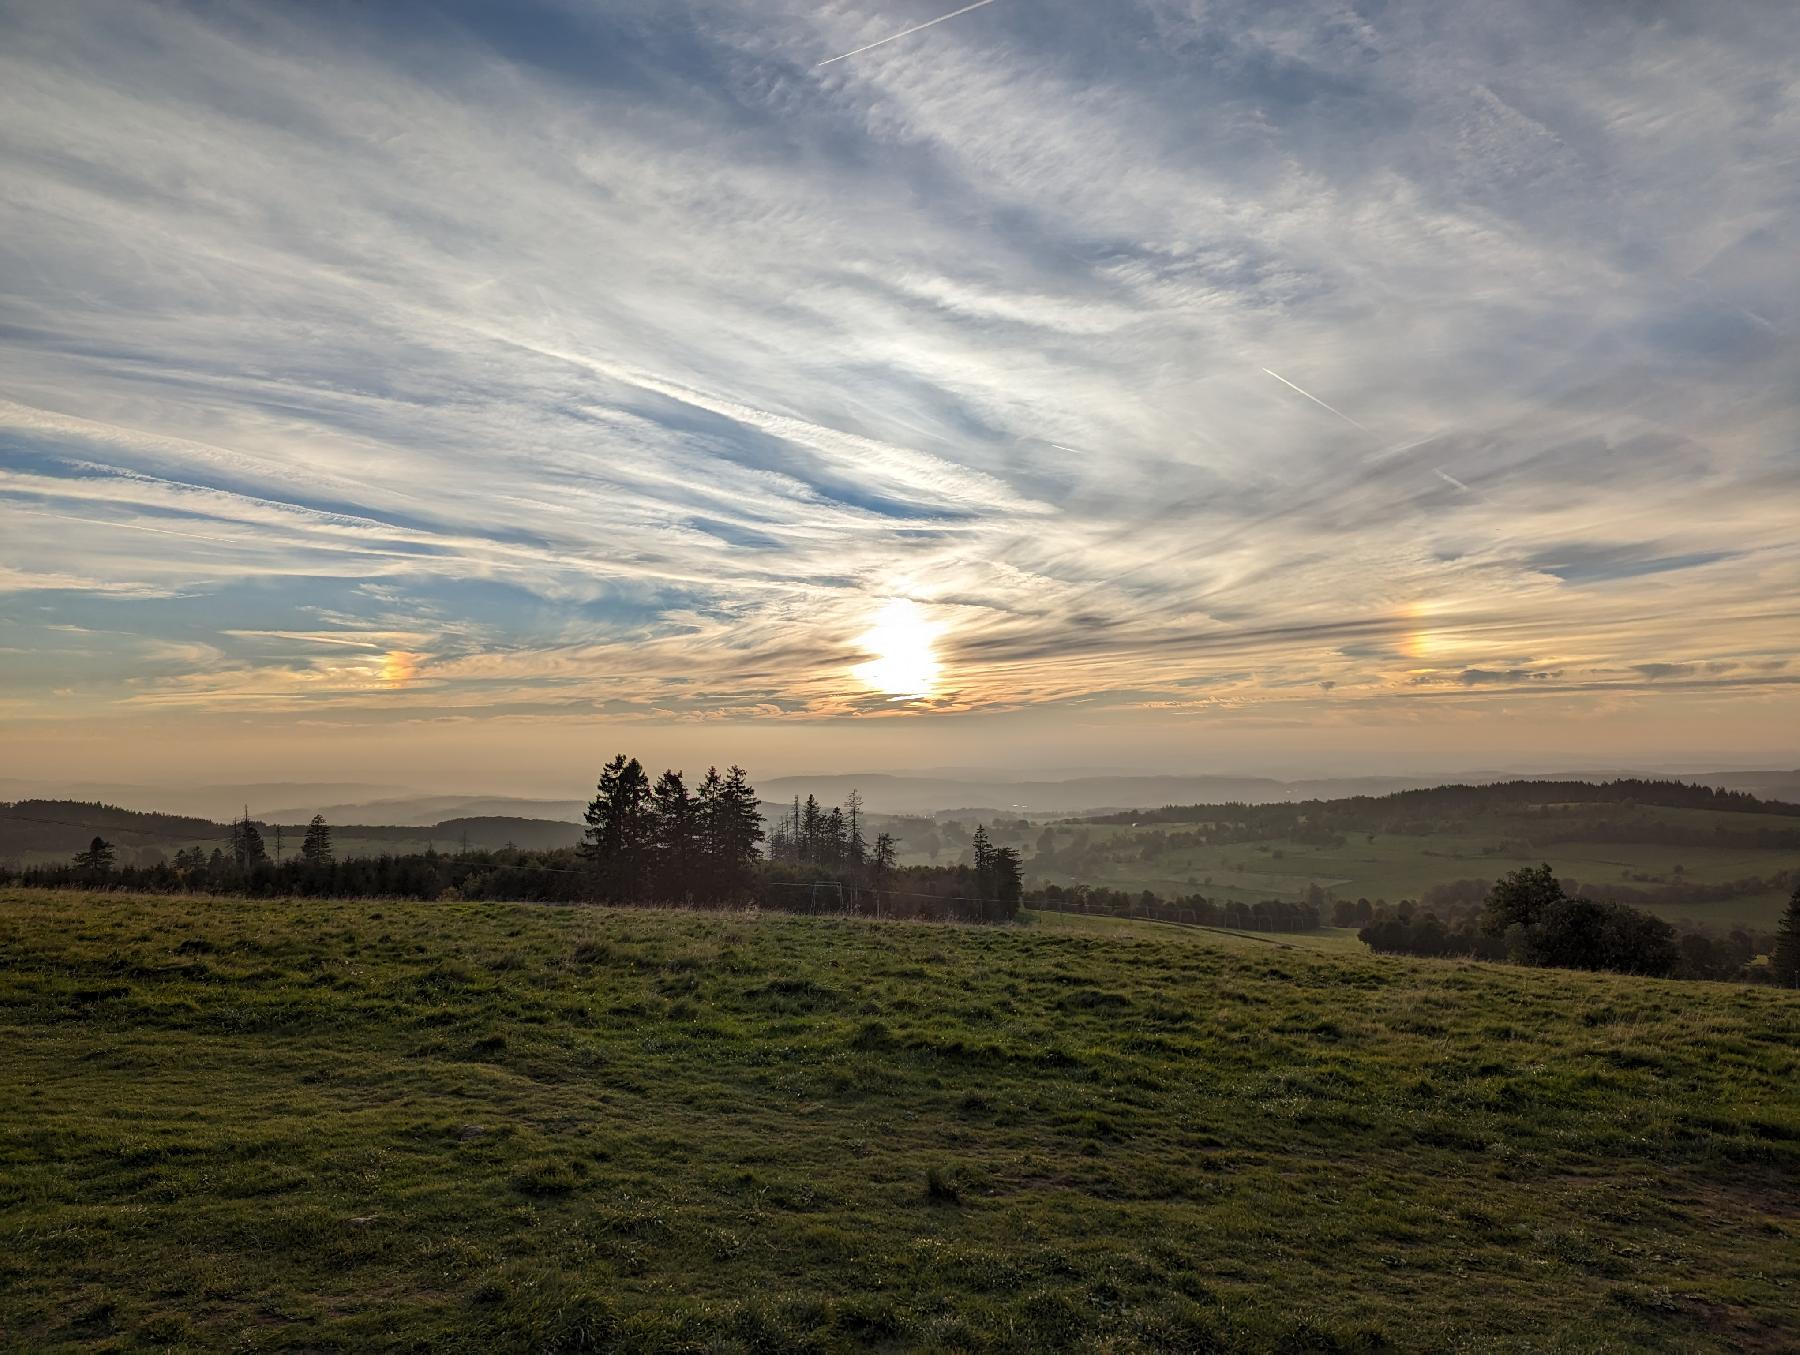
(825, 806), (848, 867)
(990, 845), (1023, 917)
(694, 766), (725, 897)
(230, 809), (268, 871)
(714, 765), (765, 898)
(872, 832), (897, 880)
(581, 754), (653, 900)
(845, 788), (866, 868)
(301, 814), (334, 866)
(650, 769), (696, 901)
(970, 824), (995, 901)
(1773, 885), (1800, 987)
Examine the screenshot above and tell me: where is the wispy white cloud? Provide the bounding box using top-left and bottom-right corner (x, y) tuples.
(0, 0), (1796, 768)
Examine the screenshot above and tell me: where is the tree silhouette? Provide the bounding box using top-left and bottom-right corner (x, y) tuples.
(872, 832), (897, 888)
(1773, 885), (1800, 987)
(650, 769), (696, 901)
(581, 754), (654, 900)
(1482, 863), (1563, 935)
(72, 835), (115, 878)
(301, 814), (334, 866)
(230, 810), (267, 871)
(970, 824), (994, 897)
(712, 765), (765, 899)
(990, 845), (1023, 917)
(845, 788), (866, 867)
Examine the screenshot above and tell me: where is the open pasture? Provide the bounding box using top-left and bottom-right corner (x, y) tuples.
(1, 888), (1796, 1352)
(1034, 811), (1796, 929)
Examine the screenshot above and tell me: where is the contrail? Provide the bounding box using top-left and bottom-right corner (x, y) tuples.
(1260, 367), (1375, 436)
(816, 0), (1002, 67)
(1434, 468), (1471, 492)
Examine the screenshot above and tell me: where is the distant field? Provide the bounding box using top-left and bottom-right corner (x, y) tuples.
(2, 889), (1795, 1352)
(1031, 813), (1796, 928)
(9, 790), (1793, 932)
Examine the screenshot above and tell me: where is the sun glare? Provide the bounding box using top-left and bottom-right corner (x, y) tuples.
(853, 598), (941, 700)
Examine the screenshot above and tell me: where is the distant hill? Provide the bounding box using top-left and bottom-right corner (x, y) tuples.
(0, 800), (227, 859)
(431, 817), (584, 851)
(1078, 777), (1800, 825)
(759, 773), (1443, 816)
(0, 801), (582, 865)
(9, 769), (1799, 866)
(8, 768), (1794, 828)
(258, 795), (587, 826)
(0, 781), (418, 822)
(763, 769), (1800, 818)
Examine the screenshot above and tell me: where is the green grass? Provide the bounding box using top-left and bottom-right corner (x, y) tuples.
(2, 888), (1796, 1352)
(1036, 819), (1795, 928)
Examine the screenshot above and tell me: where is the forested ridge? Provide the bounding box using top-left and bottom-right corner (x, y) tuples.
(1084, 777), (1800, 829)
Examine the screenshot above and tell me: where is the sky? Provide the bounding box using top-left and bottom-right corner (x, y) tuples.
(2, 0), (1798, 792)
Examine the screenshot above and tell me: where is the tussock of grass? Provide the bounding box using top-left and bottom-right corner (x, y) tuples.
(0, 887), (1796, 1352)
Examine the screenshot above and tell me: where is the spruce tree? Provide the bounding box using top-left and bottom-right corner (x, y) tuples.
(1773, 885), (1800, 987)
(650, 769), (696, 901)
(715, 765), (765, 899)
(845, 788), (866, 868)
(301, 814), (334, 865)
(990, 846), (1023, 918)
(230, 809), (268, 871)
(970, 824), (995, 901)
(873, 832), (897, 880)
(694, 767), (725, 899)
(825, 806), (848, 867)
(581, 754), (653, 900)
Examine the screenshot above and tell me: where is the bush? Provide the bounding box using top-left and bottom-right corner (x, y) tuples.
(1480, 866), (1678, 976)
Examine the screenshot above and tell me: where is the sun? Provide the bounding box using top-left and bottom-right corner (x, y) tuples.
(853, 598), (941, 700)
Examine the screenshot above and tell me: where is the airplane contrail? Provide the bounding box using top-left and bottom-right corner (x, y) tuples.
(1434, 468), (1472, 492)
(816, 0), (1003, 67)
(1260, 367), (1375, 436)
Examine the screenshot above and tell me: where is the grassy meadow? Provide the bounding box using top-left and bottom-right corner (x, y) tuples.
(1, 887), (1796, 1352)
(1030, 814), (1796, 929)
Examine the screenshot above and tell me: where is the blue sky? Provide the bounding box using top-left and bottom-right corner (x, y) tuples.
(2, 0), (1797, 786)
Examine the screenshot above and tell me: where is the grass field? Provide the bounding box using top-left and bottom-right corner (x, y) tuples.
(1032, 819), (1796, 929)
(2, 888), (1797, 1352)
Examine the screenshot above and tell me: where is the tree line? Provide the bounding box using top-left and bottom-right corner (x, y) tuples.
(1027, 882), (1321, 932)
(1360, 864), (1800, 985)
(13, 758), (1025, 923)
(1085, 778), (1800, 829)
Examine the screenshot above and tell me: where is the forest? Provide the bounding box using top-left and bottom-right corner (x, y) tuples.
(1083, 777), (1800, 829)
(11, 756), (1028, 925)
